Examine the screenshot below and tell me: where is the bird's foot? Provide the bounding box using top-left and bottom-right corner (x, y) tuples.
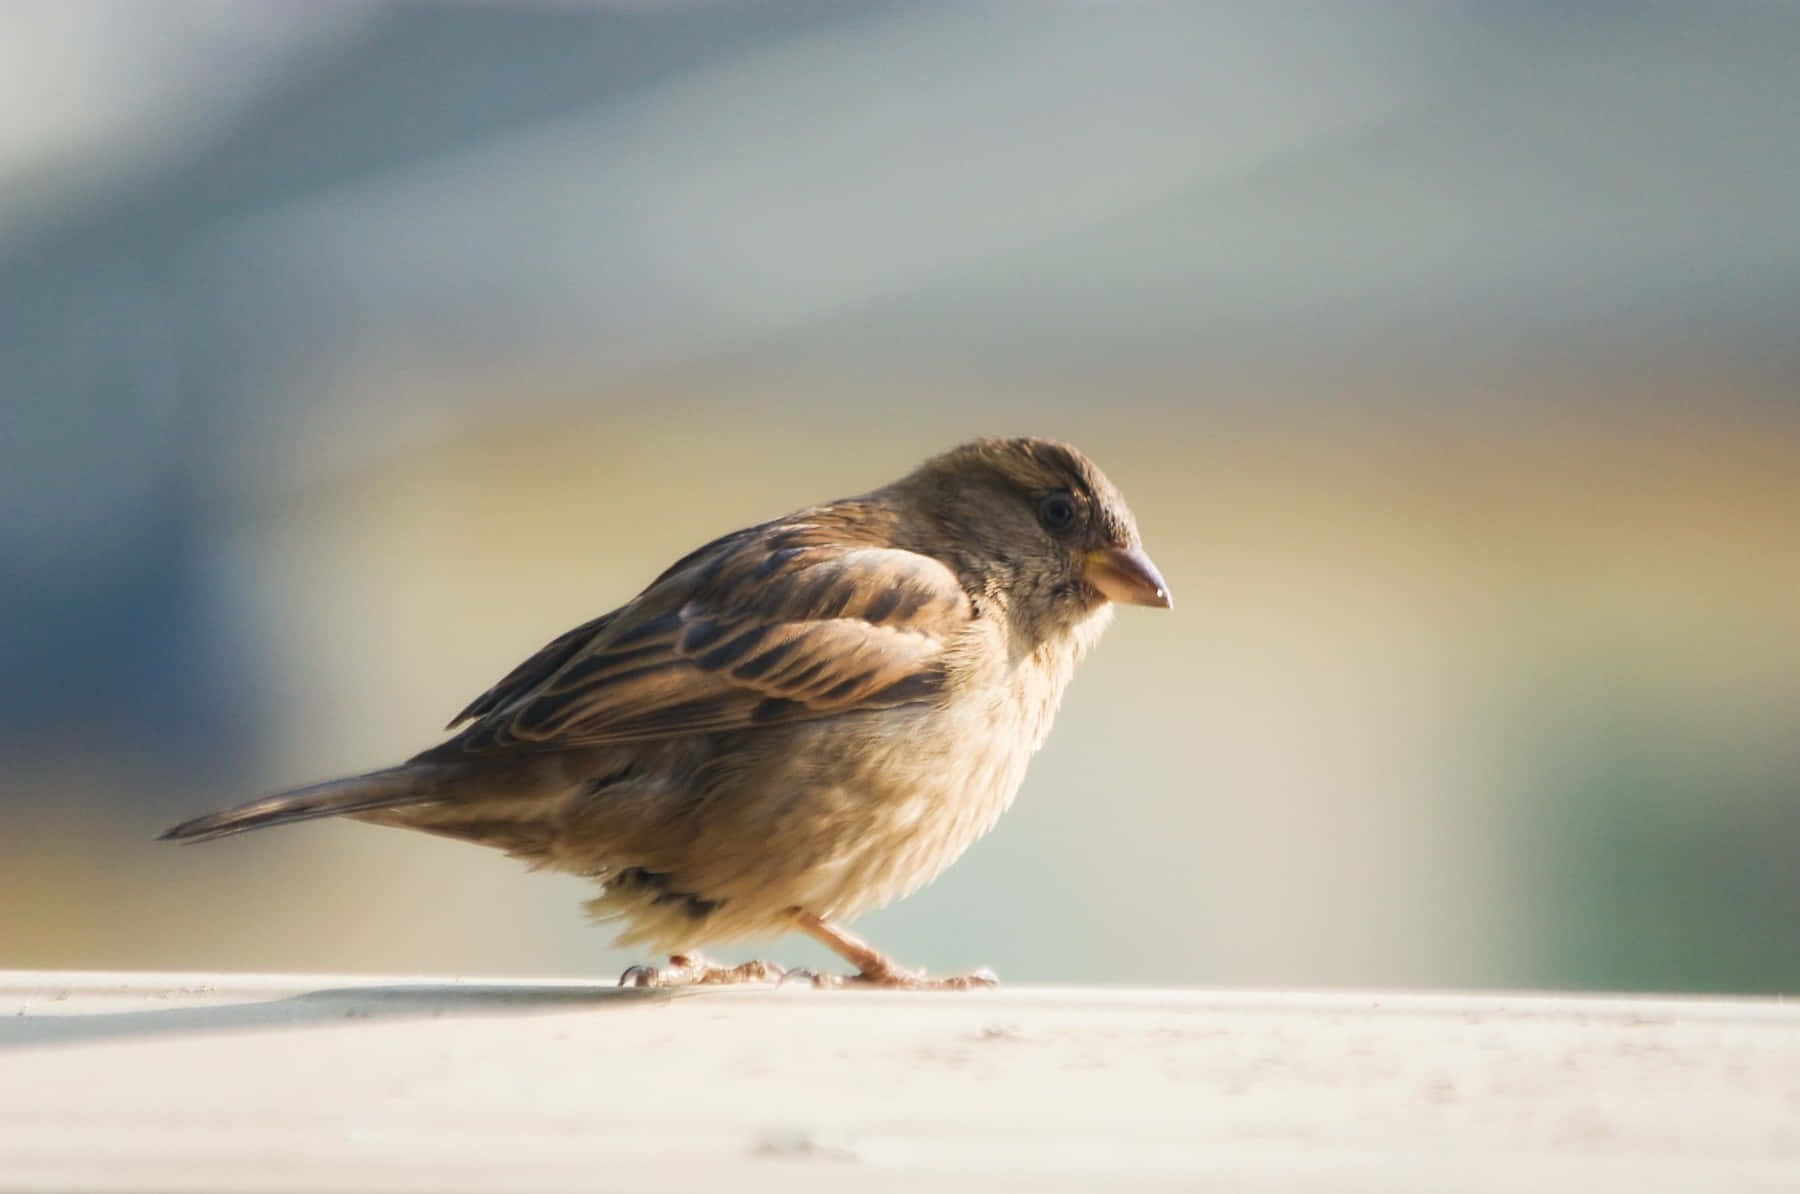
(617, 953), (787, 989)
(807, 963), (1000, 991)
(785, 908), (999, 990)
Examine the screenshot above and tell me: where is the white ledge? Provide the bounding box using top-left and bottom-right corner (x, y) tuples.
(4, 971), (1796, 1193)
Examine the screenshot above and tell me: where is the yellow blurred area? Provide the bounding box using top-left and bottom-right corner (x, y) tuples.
(9, 367), (1797, 990)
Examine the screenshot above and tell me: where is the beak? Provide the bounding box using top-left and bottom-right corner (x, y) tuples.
(1084, 545), (1173, 609)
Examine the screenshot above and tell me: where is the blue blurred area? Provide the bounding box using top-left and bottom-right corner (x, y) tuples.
(3, 1), (866, 774)
(2, 2), (1796, 990)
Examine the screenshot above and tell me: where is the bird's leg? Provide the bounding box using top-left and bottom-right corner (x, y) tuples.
(789, 910), (999, 990)
(617, 952), (786, 989)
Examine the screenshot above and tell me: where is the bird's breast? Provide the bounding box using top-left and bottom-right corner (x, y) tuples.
(798, 611), (1104, 917)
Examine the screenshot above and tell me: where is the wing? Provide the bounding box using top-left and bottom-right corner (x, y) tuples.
(439, 515), (971, 753)
(444, 611), (619, 729)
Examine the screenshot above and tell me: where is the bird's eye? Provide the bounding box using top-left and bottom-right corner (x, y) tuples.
(1037, 490), (1078, 533)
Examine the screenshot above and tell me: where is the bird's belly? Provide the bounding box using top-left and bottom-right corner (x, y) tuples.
(590, 695), (1039, 951)
(789, 704), (1035, 920)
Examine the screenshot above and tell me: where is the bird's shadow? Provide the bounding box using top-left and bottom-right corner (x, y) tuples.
(1, 981), (665, 1051)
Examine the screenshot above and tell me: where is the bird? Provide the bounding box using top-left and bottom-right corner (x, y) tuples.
(161, 436), (1170, 989)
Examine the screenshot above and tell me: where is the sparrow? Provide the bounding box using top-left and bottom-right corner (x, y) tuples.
(162, 436), (1170, 989)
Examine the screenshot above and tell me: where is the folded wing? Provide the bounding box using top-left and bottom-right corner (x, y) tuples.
(440, 520), (971, 753)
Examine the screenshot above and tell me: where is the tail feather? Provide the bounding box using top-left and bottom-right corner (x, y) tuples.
(159, 764), (462, 843)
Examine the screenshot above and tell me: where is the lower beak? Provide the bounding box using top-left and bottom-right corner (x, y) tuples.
(1084, 546), (1173, 609)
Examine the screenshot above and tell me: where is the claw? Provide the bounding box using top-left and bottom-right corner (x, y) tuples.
(617, 963), (663, 988)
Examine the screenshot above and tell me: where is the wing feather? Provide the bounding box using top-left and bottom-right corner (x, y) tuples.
(437, 513), (970, 753)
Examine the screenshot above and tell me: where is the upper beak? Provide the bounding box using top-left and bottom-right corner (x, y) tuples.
(1084, 545), (1173, 609)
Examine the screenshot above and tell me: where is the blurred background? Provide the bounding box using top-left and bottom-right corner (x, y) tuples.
(2, 2), (1796, 994)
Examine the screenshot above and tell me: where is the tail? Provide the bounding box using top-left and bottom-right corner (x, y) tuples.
(159, 763), (464, 843)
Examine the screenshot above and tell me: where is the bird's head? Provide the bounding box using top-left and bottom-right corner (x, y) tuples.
(890, 436), (1170, 637)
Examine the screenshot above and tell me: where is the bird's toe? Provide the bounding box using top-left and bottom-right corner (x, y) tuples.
(617, 954), (787, 989)
(847, 964), (999, 991)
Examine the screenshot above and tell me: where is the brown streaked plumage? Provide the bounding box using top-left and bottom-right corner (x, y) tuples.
(161, 437), (1170, 988)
